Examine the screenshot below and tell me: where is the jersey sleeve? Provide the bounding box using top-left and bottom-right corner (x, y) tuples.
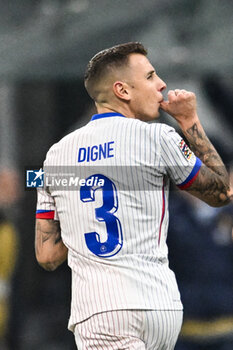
(160, 125), (202, 190)
(36, 187), (58, 219)
(36, 144), (58, 220)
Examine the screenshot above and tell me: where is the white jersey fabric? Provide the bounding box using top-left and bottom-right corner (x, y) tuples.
(74, 309), (183, 350)
(36, 113), (202, 331)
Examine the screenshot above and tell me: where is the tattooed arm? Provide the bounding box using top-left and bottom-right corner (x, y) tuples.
(160, 89), (232, 207)
(35, 219), (68, 271)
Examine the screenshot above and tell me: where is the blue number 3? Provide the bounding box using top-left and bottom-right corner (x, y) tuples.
(80, 174), (123, 258)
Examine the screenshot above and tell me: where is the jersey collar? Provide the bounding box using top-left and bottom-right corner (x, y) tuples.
(91, 112), (126, 121)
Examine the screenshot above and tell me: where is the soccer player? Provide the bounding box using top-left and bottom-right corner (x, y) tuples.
(35, 42), (232, 349)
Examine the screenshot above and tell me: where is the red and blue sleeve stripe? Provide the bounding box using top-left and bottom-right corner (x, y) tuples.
(36, 210), (55, 219)
(177, 157), (202, 190)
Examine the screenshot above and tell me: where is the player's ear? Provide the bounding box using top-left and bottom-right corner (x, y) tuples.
(112, 81), (131, 101)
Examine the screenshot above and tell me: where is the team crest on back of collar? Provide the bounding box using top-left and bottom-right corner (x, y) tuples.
(179, 139), (193, 160)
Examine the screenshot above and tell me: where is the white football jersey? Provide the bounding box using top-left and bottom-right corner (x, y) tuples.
(36, 113), (202, 331)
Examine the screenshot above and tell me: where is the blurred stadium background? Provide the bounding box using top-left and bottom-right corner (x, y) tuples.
(0, 1), (232, 349)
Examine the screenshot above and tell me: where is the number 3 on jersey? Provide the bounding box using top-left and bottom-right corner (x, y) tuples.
(80, 174), (123, 258)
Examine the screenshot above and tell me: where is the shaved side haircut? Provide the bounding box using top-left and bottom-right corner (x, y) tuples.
(84, 42), (147, 101)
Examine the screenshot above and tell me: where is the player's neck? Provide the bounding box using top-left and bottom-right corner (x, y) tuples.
(96, 103), (136, 119)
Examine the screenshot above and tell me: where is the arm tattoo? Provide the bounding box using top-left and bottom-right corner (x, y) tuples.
(186, 165), (230, 206)
(35, 220), (66, 271)
(186, 123), (226, 176)
(183, 122), (231, 206)
(36, 220), (61, 250)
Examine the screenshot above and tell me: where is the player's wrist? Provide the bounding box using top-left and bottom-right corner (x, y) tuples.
(177, 114), (200, 131)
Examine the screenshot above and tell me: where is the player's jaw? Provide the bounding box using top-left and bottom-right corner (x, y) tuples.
(145, 86), (166, 120)
(134, 99), (162, 121)
(129, 84), (166, 121)
(145, 93), (165, 120)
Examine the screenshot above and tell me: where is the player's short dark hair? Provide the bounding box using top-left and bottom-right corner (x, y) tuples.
(84, 42), (147, 100)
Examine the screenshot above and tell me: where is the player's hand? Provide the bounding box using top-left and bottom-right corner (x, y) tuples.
(160, 89), (199, 128)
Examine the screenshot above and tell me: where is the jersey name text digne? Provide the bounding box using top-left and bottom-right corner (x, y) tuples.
(78, 141), (115, 162)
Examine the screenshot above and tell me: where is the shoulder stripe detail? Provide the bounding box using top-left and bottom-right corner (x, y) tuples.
(177, 157), (202, 190)
(36, 210), (55, 219)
